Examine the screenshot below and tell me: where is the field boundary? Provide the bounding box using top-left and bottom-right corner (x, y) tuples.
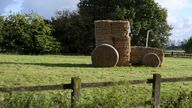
(164, 51), (192, 58)
(1, 74), (192, 108)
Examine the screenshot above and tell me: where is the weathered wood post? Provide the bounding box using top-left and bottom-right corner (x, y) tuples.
(71, 77), (81, 108)
(152, 74), (161, 108)
(171, 51), (173, 57)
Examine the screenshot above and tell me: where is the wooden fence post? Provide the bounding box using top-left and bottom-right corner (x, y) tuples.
(171, 51), (173, 57)
(71, 77), (81, 108)
(152, 74), (161, 108)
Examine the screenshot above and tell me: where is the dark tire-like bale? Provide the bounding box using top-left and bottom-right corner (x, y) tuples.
(91, 44), (119, 67)
(131, 46), (164, 66)
(142, 53), (161, 67)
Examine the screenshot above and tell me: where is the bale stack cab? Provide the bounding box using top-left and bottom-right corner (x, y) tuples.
(111, 21), (131, 66)
(92, 20), (131, 67)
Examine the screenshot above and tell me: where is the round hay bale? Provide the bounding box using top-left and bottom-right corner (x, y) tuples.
(91, 44), (119, 67)
(142, 53), (161, 67)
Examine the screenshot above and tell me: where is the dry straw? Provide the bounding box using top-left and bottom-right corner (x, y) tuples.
(94, 20), (131, 66)
(91, 44), (119, 67)
(94, 20), (113, 46)
(130, 46), (164, 66)
(142, 53), (161, 67)
(93, 20), (164, 67)
(111, 21), (130, 38)
(113, 36), (131, 66)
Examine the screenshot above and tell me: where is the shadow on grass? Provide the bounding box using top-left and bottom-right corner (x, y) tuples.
(0, 62), (93, 68)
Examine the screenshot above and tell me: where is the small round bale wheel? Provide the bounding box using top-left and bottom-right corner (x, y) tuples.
(91, 44), (119, 67)
(142, 53), (161, 67)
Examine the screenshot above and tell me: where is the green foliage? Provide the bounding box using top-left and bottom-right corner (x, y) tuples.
(0, 16), (4, 46)
(51, 0), (171, 54)
(182, 37), (192, 53)
(79, 86), (130, 108)
(1, 92), (70, 108)
(79, 85), (151, 108)
(51, 10), (93, 54)
(0, 85), (151, 108)
(0, 13), (60, 54)
(161, 90), (192, 108)
(0, 16), (3, 32)
(78, 0), (172, 49)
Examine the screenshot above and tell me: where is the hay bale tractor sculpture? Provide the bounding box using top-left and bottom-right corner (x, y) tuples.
(91, 20), (164, 67)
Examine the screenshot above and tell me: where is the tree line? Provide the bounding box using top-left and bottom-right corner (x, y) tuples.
(0, 0), (175, 54)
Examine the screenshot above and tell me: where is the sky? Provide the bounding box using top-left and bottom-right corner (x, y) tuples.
(0, 0), (192, 41)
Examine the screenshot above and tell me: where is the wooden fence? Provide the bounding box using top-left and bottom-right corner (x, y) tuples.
(164, 51), (192, 58)
(1, 74), (192, 108)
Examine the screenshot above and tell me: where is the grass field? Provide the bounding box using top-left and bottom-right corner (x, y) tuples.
(1, 54), (192, 107)
(0, 54), (192, 87)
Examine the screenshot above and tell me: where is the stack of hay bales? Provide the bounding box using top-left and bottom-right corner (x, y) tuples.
(93, 20), (164, 67)
(111, 21), (131, 66)
(94, 20), (113, 46)
(130, 46), (164, 67)
(93, 20), (131, 67)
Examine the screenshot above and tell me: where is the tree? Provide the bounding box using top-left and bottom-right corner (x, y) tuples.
(1, 13), (60, 54)
(182, 37), (192, 53)
(78, 0), (171, 49)
(0, 16), (4, 49)
(51, 10), (93, 54)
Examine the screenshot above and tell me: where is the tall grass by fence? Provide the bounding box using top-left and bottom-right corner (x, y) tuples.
(1, 74), (192, 108)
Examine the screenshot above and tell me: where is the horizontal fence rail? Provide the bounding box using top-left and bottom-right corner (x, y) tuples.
(1, 77), (192, 92)
(1, 74), (192, 108)
(164, 51), (192, 58)
(162, 77), (192, 83)
(0, 84), (71, 92)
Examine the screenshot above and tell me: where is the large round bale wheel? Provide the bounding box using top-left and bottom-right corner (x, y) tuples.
(142, 53), (161, 67)
(91, 44), (119, 67)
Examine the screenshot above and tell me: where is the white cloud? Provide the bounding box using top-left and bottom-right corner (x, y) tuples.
(184, 16), (192, 28)
(4, 0), (23, 14)
(156, 0), (192, 10)
(0, 0), (13, 14)
(167, 13), (178, 25)
(169, 16), (192, 40)
(21, 0), (79, 19)
(156, 0), (192, 41)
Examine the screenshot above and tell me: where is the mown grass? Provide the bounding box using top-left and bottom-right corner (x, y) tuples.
(1, 54), (192, 87)
(0, 54), (192, 107)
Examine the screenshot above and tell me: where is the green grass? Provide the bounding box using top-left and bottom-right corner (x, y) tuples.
(1, 54), (192, 107)
(165, 50), (185, 53)
(0, 54), (192, 87)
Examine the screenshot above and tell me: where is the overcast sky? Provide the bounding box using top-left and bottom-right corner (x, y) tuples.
(0, 0), (192, 41)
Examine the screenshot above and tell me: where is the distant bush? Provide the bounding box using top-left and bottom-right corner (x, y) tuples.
(182, 37), (192, 53)
(0, 13), (61, 54)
